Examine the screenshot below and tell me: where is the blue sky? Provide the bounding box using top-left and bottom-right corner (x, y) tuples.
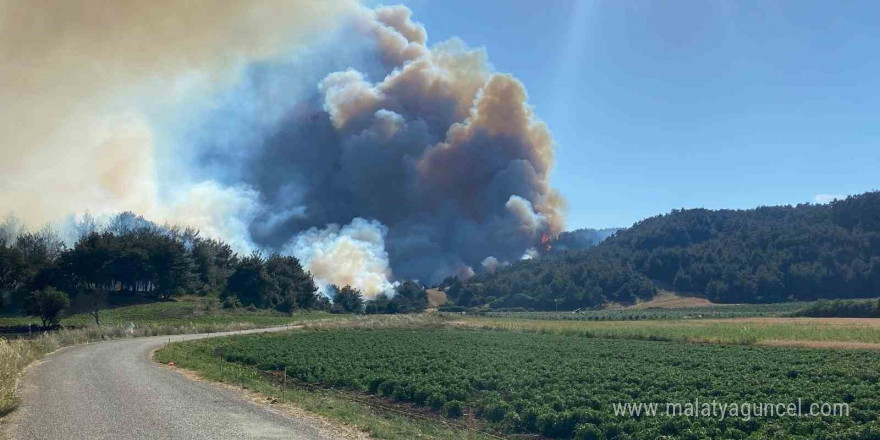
(388, 0), (880, 229)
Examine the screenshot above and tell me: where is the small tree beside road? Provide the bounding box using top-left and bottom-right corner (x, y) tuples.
(24, 287), (70, 329)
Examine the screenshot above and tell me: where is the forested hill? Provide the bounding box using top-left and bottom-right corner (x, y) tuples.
(446, 191), (880, 310)
(550, 227), (620, 252)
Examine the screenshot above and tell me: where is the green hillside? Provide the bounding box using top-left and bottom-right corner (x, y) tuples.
(449, 191), (880, 310)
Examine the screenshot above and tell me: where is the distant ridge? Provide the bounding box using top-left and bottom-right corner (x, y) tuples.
(445, 191), (880, 310)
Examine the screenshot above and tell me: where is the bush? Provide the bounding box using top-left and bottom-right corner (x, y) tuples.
(193, 297), (220, 316)
(222, 295), (242, 309)
(575, 423), (603, 440)
(23, 287), (70, 328)
(427, 393), (447, 410)
(443, 400), (464, 418)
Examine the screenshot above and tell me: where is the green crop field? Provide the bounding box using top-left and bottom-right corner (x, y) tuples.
(158, 328), (880, 439)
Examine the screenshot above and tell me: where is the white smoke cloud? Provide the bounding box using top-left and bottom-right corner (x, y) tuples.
(458, 265), (476, 280)
(521, 248), (540, 260)
(159, 182), (262, 253)
(481, 256), (502, 273)
(283, 218), (396, 298)
(505, 195), (548, 236)
(320, 69), (385, 129)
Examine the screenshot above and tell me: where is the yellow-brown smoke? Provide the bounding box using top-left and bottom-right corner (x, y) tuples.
(0, 0), (355, 230)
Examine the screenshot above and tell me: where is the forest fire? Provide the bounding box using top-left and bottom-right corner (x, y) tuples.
(0, 2), (566, 291)
(541, 233), (552, 252)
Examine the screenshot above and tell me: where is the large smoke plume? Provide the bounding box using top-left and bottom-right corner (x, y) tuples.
(2, 2), (566, 296)
(1, 0), (354, 231)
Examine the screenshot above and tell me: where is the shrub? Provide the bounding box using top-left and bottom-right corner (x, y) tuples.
(443, 400), (464, 418)
(575, 423), (603, 440)
(222, 296), (242, 309)
(428, 393), (447, 410)
(794, 299), (880, 318)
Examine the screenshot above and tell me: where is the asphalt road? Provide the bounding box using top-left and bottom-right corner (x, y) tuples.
(4, 327), (336, 440)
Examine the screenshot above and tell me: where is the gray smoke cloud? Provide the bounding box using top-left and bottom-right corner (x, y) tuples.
(198, 5), (567, 288)
(2, 2), (566, 294)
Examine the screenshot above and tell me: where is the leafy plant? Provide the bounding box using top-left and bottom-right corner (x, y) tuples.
(196, 328), (880, 438)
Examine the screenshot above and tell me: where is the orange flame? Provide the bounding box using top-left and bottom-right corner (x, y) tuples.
(540, 233), (552, 252)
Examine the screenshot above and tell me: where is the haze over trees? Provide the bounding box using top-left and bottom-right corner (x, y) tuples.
(450, 191), (880, 310)
(0, 212), (421, 327)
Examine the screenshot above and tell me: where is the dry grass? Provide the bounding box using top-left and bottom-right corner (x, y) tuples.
(425, 289), (448, 308)
(303, 313), (880, 348)
(602, 291), (718, 310)
(627, 291), (716, 309)
(301, 314), (450, 331)
(1, 337), (55, 416)
(461, 315), (880, 346)
(708, 317), (880, 326)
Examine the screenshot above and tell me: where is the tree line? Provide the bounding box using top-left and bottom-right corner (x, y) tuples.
(793, 298), (880, 318)
(0, 212), (427, 327)
(442, 246), (657, 310)
(446, 191), (880, 309)
(549, 227), (619, 252)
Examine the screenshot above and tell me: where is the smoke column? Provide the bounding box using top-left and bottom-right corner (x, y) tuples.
(283, 218), (394, 297)
(1, 2), (566, 296)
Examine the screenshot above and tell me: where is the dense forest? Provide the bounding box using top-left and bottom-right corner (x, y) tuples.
(549, 227), (619, 252)
(0, 212), (426, 327)
(448, 191), (880, 309)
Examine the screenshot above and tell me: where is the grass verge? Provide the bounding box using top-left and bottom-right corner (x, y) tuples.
(0, 296), (329, 329)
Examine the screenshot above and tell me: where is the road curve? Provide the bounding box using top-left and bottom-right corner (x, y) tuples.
(4, 327), (336, 440)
